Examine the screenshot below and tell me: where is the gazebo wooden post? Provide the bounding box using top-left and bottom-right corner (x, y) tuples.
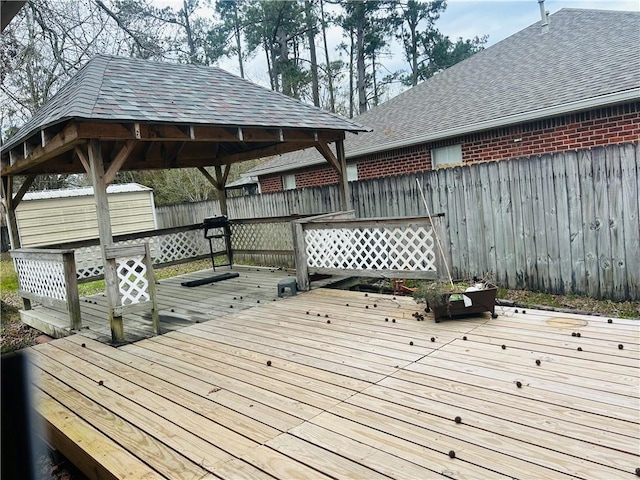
(1, 174), (36, 251)
(2, 174), (37, 310)
(197, 165), (233, 265)
(87, 139), (124, 343)
(214, 165), (229, 216)
(1, 175), (20, 251)
(336, 139), (352, 211)
(214, 165), (234, 265)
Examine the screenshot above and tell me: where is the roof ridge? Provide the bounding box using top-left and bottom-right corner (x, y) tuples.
(84, 55), (111, 117)
(553, 7), (640, 14)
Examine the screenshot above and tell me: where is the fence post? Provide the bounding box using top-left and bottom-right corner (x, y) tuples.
(292, 220), (310, 291)
(62, 251), (82, 330)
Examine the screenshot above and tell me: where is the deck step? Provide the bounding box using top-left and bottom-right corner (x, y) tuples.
(21, 308), (73, 339)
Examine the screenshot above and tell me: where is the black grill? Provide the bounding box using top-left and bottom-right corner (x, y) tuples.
(201, 215), (232, 270)
(202, 215), (229, 238)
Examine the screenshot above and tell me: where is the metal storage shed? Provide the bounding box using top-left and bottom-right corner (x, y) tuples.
(15, 183), (156, 247)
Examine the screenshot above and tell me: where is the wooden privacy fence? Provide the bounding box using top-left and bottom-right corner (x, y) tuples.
(157, 143), (639, 300)
(292, 211), (447, 291)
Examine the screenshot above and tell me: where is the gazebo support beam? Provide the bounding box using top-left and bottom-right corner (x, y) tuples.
(336, 139), (352, 211)
(197, 165), (231, 215)
(314, 142), (341, 173)
(315, 139), (351, 211)
(104, 140), (137, 184)
(87, 139), (124, 343)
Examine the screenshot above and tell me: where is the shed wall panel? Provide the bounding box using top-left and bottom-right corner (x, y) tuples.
(16, 191), (155, 247)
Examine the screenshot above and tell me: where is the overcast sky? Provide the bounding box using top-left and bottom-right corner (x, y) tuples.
(159, 0), (639, 91)
(438, 0), (638, 47)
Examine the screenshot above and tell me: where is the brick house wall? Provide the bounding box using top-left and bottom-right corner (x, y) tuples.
(259, 102), (640, 192)
(259, 176), (283, 193)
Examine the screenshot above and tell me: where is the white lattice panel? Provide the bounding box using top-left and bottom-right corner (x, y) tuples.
(75, 245), (104, 280)
(232, 222), (292, 251)
(157, 230), (211, 263)
(73, 230), (213, 280)
(115, 255), (150, 305)
(14, 258), (67, 301)
(387, 227), (436, 271)
(304, 225), (436, 272)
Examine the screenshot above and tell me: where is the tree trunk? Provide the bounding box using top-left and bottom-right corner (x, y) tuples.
(263, 39), (276, 91)
(233, 4), (244, 78)
(277, 28), (290, 96)
(182, 0), (197, 63)
(305, 0), (320, 107)
(356, 13), (367, 114)
(372, 52), (378, 107)
(349, 27), (354, 118)
(319, 0), (335, 112)
(411, 24), (419, 86)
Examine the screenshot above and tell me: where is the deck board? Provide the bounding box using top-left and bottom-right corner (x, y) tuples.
(27, 271), (640, 479)
(21, 266), (337, 343)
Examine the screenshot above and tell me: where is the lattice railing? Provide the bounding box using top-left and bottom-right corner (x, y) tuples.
(293, 213), (442, 290)
(42, 215), (311, 283)
(104, 243), (159, 337)
(231, 221), (293, 252)
(10, 248), (82, 330)
(73, 227), (215, 281)
(14, 256), (67, 301)
(114, 253), (150, 306)
(304, 225), (436, 272)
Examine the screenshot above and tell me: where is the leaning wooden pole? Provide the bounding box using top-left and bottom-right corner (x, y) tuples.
(416, 178), (454, 287)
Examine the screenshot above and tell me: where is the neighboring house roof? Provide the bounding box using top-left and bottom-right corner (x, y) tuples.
(249, 8), (640, 177)
(21, 183), (152, 201)
(2, 55), (368, 153)
(225, 176), (259, 189)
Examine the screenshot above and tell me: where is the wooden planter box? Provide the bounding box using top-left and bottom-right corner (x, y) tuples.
(425, 286), (498, 322)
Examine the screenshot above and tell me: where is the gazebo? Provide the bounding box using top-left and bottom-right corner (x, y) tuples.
(1, 55), (368, 342)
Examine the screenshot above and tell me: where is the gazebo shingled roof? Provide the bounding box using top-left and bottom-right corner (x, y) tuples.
(1, 55), (368, 177)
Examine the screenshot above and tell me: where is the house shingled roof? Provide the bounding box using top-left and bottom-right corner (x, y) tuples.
(2, 55), (368, 152)
(248, 8), (640, 177)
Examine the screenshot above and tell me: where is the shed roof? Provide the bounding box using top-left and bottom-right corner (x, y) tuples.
(249, 8), (640, 177)
(225, 176), (259, 189)
(21, 183), (152, 201)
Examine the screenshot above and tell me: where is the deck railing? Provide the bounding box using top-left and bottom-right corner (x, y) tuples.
(292, 211), (448, 291)
(10, 215), (306, 333)
(10, 248), (82, 330)
(105, 243), (159, 340)
(37, 214), (310, 283)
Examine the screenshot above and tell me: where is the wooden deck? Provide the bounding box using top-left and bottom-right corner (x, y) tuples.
(29, 288), (639, 479)
(20, 266), (337, 343)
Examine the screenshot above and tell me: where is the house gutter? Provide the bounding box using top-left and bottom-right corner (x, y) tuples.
(252, 88), (640, 177)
